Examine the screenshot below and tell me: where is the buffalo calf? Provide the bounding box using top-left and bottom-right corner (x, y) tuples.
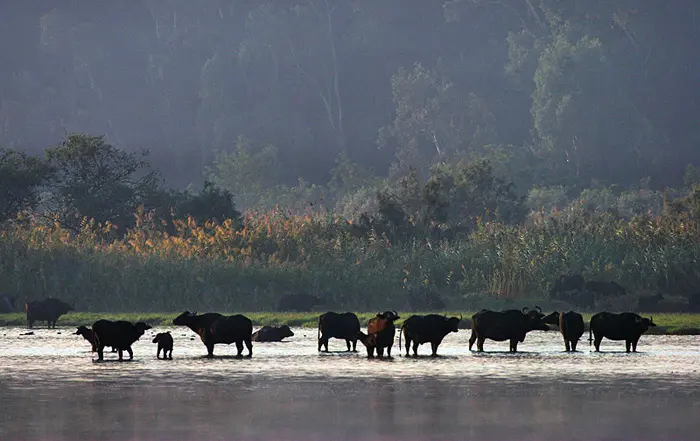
(152, 332), (174, 359)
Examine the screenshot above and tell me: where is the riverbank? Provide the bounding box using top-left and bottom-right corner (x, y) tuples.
(1, 311), (700, 335)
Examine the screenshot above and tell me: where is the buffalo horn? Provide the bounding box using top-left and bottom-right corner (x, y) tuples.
(521, 307), (529, 314)
(393, 310), (398, 317)
(459, 314), (463, 321)
(535, 305), (542, 313)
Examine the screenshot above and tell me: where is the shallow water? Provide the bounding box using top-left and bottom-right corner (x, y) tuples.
(1, 327), (699, 440)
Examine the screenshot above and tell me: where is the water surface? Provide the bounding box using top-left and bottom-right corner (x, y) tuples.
(1, 327), (698, 440)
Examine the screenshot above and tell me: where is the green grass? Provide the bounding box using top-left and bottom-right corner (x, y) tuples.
(2, 311), (700, 335)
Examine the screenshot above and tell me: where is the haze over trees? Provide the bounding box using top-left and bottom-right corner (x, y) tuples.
(1, 1), (700, 310)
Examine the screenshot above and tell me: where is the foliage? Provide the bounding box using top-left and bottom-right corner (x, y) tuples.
(0, 149), (52, 222)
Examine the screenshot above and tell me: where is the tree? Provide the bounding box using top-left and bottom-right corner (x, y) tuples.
(175, 181), (241, 226)
(0, 149), (51, 222)
(45, 133), (161, 230)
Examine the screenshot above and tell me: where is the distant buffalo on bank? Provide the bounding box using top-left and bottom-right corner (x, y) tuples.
(276, 293), (325, 312)
(549, 274), (628, 309)
(92, 320), (152, 361)
(26, 298), (74, 329)
(253, 325), (294, 342)
(318, 311), (360, 352)
(543, 311), (585, 352)
(589, 312), (656, 352)
(173, 311), (253, 357)
(469, 307), (549, 352)
(399, 314), (460, 357)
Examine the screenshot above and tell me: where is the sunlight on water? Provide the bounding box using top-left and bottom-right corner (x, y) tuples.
(1, 327), (699, 440)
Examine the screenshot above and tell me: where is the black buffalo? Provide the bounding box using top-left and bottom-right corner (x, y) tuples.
(550, 274), (585, 297)
(399, 314), (460, 356)
(357, 310), (400, 358)
(252, 325), (294, 342)
(589, 312), (656, 352)
(585, 280), (627, 298)
(318, 311), (360, 352)
(0, 295), (16, 313)
(637, 293), (664, 312)
(173, 311), (253, 358)
(469, 307), (549, 352)
(543, 311), (585, 351)
(91, 320), (152, 361)
(152, 332), (174, 359)
(26, 298), (74, 329)
(75, 325), (117, 352)
(276, 293), (325, 312)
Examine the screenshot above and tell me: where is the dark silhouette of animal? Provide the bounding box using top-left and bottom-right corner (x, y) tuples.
(550, 274), (585, 297)
(91, 320), (152, 361)
(357, 310), (400, 358)
(407, 290), (446, 312)
(75, 326), (117, 352)
(0, 295), (16, 313)
(173, 311), (253, 358)
(589, 312), (656, 352)
(637, 293), (664, 312)
(469, 307), (549, 352)
(543, 311), (585, 352)
(252, 325), (294, 342)
(152, 332), (174, 359)
(276, 293), (325, 312)
(399, 314), (461, 356)
(585, 281), (627, 298)
(318, 311), (360, 352)
(26, 298), (74, 329)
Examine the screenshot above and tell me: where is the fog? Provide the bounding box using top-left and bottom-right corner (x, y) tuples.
(1, 1), (699, 191)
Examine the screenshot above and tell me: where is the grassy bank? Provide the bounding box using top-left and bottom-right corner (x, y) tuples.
(2, 312), (700, 335)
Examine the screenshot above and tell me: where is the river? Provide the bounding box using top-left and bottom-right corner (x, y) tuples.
(1, 326), (698, 440)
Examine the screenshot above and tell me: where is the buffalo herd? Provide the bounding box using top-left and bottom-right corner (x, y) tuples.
(4, 297), (662, 361)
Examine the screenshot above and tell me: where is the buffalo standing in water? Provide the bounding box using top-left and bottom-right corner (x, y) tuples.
(589, 312), (656, 352)
(357, 310), (400, 358)
(543, 311), (585, 352)
(318, 311), (360, 352)
(173, 311), (253, 358)
(399, 314), (461, 357)
(91, 320), (152, 361)
(152, 332), (174, 359)
(252, 325), (294, 342)
(469, 307), (549, 352)
(26, 298), (74, 329)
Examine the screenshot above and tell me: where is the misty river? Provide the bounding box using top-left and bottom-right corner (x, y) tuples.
(1, 327), (699, 440)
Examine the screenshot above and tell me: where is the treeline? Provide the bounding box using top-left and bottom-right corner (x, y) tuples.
(2, 134), (700, 311)
(1, 1), (699, 194)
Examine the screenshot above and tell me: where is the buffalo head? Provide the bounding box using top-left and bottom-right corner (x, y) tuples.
(542, 311), (560, 326)
(446, 316), (461, 333)
(378, 310), (400, 321)
(523, 306), (549, 332)
(636, 315), (656, 332)
(173, 311), (198, 326)
(278, 325), (295, 339)
(134, 322), (152, 334)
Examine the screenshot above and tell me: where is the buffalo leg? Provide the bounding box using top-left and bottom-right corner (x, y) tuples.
(387, 345), (392, 358)
(118, 349), (124, 361)
(571, 339), (578, 352)
(632, 339), (639, 352)
(366, 346), (375, 358)
(156, 347), (161, 359)
(477, 337), (485, 352)
(625, 340), (631, 353)
(318, 335), (328, 352)
(126, 347), (133, 360)
(509, 339), (518, 352)
(468, 332), (477, 351)
(206, 343), (215, 358)
(97, 344), (105, 361)
(594, 337), (602, 352)
(377, 347), (385, 358)
(564, 339), (571, 352)
(345, 339), (352, 351)
(235, 341), (244, 356)
(352, 338), (358, 352)
(430, 342), (439, 357)
(168, 349), (173, 359)
(245, 337), (253, 357)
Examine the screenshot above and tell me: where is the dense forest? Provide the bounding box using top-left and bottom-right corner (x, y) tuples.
(2, 1), (700, 311)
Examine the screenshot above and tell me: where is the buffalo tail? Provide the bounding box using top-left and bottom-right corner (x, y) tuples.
(398, 324), (405, 356)
(588, 323), (592, 345)
(92, 329), (99, 353)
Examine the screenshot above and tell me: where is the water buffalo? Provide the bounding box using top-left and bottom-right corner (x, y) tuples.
(0, 295), (16, 313)
(173, 311), (253, 358)
(585, 280), (627, 298)
(252, 325), (294, 342)
(26, 298), (74, 329)
(589, 312), (656, 352)
(276, 293), (325, 312)
(469, 307), (549, 352)
(550, 274), (585, 297)
(318, 311), (360, 352)
(92, 320), (152, 361)
(543, 311), (585, 352)
(75, 326), (117, 352)
(152, 332), (174, 359)
(637, 293), (664, 312)
(357, 310), (400, 358)
(399, 314), (461, 357)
